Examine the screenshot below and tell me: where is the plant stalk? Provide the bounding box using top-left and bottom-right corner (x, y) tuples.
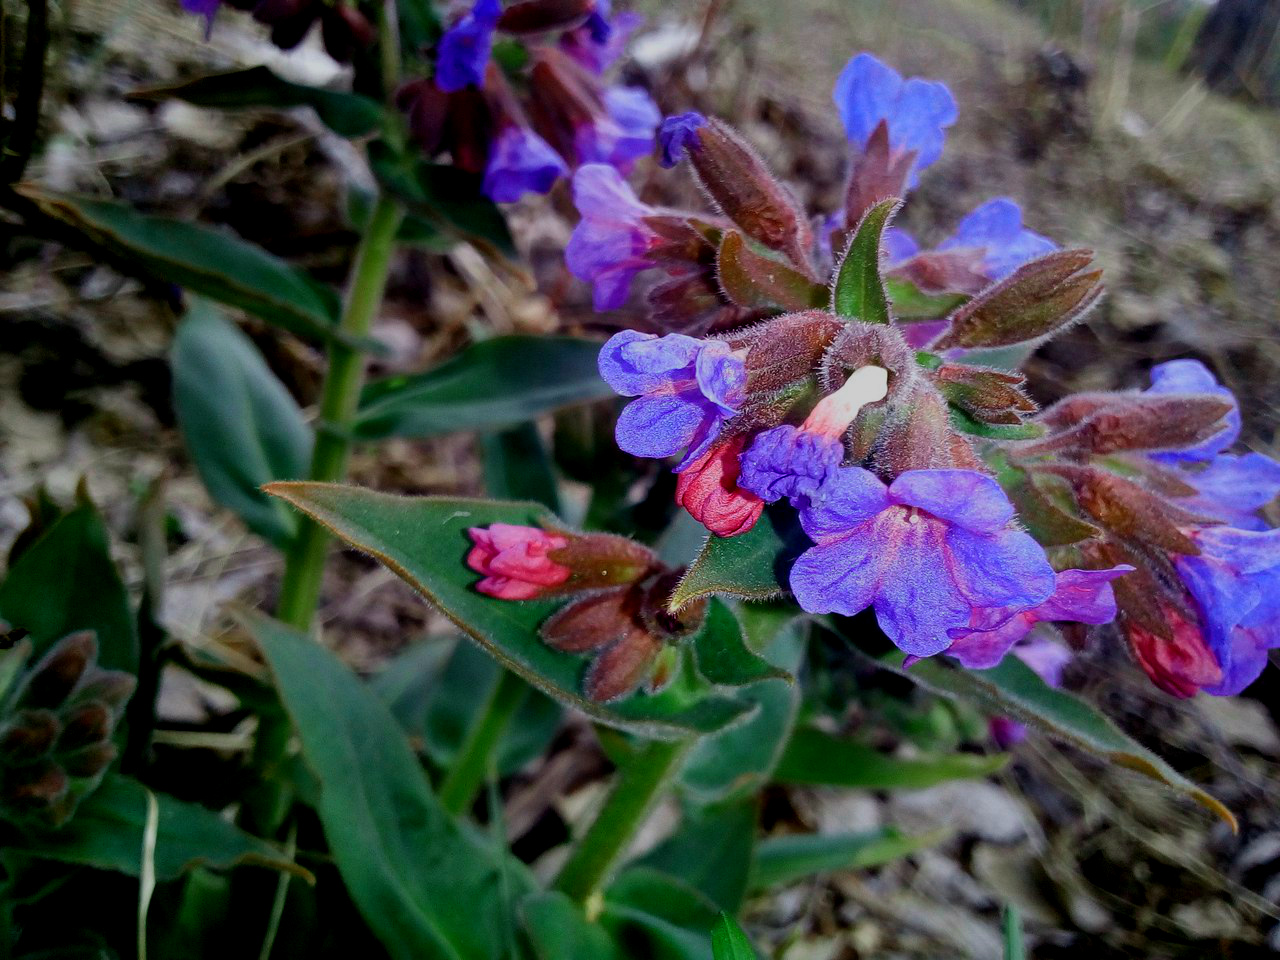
(553, 736), (694, 904)
(437, 667), (526, 817)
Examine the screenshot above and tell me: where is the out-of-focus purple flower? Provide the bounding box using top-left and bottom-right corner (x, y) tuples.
(1144, 360), (1240, 464)
(181, 0), (222, 35)
(575, 86), (660, 169)
(1176, 452), (1280, 530)
(1175, 525), (1280, 696)
(566, 164), (661, 309)
(945, 566), (1131, 669)
(436, 0), (502, 92)
(882, 227), (921, 266)
(832, 52), (957, 185)
(598, 330), (746, 469)
(561, 1), (643, 74)
(790, 468), (1056, 657)
(989, 637), (1074, 746)
(937, 198), (1057, 281)
(658, 112), (707, 168)
(482, 125), (569, 202)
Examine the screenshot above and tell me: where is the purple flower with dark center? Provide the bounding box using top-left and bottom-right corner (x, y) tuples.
(832, 53), (957, 185)
(598, 330), (745, 469)
(658, 112), (707, 168)
(575, 86), (661, 170)
(937, 198), (1057, 281)
(566, 164), (660, 310)
(1144, 359), (1240, 463)
(436, 0), (502, 92)
(944, 566), (1132, 669)
(1175, 525), (1280, 696)
(790, 468), (1056, 656)
(482, 125), (569, 202)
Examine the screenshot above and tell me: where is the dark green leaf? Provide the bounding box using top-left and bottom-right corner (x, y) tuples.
(130, 66), (383, 138)
(774, 727), (1009, 789)
(246, 611), (535, 960)
(669, 507), (805, 612)
(264, 485), (754, 737)
(693, 601), (788, 688)
(172, 300), (312, 547)
(484, 422), (560, 512)
(396, 0), (442, 61)
(18, 188), (342, 342)
(886, 277), (968, 320)
(357, 337), (612, 441)
(831, 197), (899, 324)
(8, 774), (307, 882)
(872, 651), (1236, 828)
(0, 502), (138, 673)
(521, 892), (621, 960)
(636, 799), (757, 913)
(752, 828), (942, 890)
(710, 913), (756, 960)
(602, 867), (720, 960)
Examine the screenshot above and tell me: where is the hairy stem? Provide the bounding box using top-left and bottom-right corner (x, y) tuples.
(437, 667), (527, 817)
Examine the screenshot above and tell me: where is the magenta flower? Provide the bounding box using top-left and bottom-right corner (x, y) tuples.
(658, 112), (707, 167)
(482, 125), (569, 202)
(466, 524), (571, 599)
(790, 468), (1056, 657)
(597, 330), (745, 469)
(944, 566), (1131, 669)
(436, 0), (502, 92)
(832, 53), (957, 184)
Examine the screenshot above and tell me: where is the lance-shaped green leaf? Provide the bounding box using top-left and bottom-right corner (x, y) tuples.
(869, 651), (1235, 829)
(692, 601), (788, 688)
(933, 249), (1103, 351)
(716, 231), (826, 312)
(356, 336), (612, 440)
(636, 799), (757, 913)
(668, 507), (805, 613)
(774, 727), (1009, 789)
(751, 827), (943, 891)
(831, 197), (900, 324)
(710, 913), (756, 960)
(264, 485), (754, 737)
(483, 421), (561, 512)
(18, 188), (341, 342)
(521, 892), (622, 960)
(8, 774), (309, 882)
(245, 611), (535, 960)
(602, 867), (721, 960)
(172, 300), (312, 547)
(129, 66), (384, 138)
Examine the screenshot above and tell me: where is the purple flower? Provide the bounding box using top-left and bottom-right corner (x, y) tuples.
(790, 468), (1056, 657)
(937, 198), (1057, 281)
(1176, 452), (1280, 530)
(1175, 525), (1280, 696)
(658, 112), (707, 168)
(181, 0), (221, 34)
(436, 0), (502, 92)
(832, 53), (957, 185)
(561, 3), (643, 74)
(882, 227), (921, 266)
(1144, 359), (1240, 463)
(575, 86), (661, 170)
(598, 330), (745, 469)
(566, 164), (660, 310)
(944, 566), (1131, 669)
(482, 125), (569, 203)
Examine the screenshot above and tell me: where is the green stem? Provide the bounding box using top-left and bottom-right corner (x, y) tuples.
(276, 193), (403, 630)
(554, 737), (694, 904)
(437, 668), (526, 817)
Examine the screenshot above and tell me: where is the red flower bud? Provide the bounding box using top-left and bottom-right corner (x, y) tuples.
(1126, 606), (1223, 698)
(466, 524), (572, 599)
(675, 436), (764, 537)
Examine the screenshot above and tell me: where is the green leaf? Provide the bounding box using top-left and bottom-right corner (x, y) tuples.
(18, 188), (342, 342)
(752, 827), (943, 890)
(669, 507), (804, 612)
(0, 501), (138, 673)
(484, 422), (560, 513)
(264, 485), (754, 737)
(172, 300), (312, 547)
(395, 0), (442, 62)
(949, 406), (1046, 441)
(1003, 904), (1026, 960)
(521, 892), (621, 960)
(602, 867), (720, 960)
(356, 337), (612, 441)
(873, 651), (1236, 829)
(8, 774), (308, 882)
(369, 142), (514, 255)
(636, 799), (757, 914)
(831, 197), (899, 324)
(716, 231), (827, 312)
(693, 601), (788, 688)
(774, 727), (1009, 789)
(130, 66), (383, 138)
(710, 913), (756, 960)
(245, 611), (535, 960)
(886, 277), (968, 320)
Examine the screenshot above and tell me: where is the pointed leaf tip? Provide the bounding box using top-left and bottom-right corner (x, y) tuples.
(831, 197), (901, 324)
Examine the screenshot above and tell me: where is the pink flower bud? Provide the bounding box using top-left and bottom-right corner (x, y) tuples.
(1126, 606), (1223, 698)
(676, 436), (764, 537)
(466, 524), (572, 599)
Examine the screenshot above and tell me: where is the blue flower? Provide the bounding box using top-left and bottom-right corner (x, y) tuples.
(937, 198), (1057, 281)
(482, 125), (569, 202)
(790, 468), (1056, 656)
(1176, 452), (1280, 530)
(436, 0), (502, 93)
(598, 330), (745, 469)
(566, 164), (660, 310)
(1144, 359), (1240, 463)
(658, 112), (707, 168)
(832, 53), (957, 185)
(575, 87), (661, 170)
(561, 1), (643, 74)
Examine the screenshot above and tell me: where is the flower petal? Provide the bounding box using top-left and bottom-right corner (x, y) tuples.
(889, 469), (1014, 533)
(946, 527), (1055, 609)
(798, 467), (892, 542)
(615, 394), (705, 459)
(789, 526), (885, 617)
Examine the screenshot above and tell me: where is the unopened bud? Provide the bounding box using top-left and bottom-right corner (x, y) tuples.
(843, 120), (917, 228)
(740, 311), (844, 395)
(1043, 464), (1203, 556)
(717, 230), (827, 313)
(498, 0), (593, 33)
(2, 761), (69, 812)
(1026, 393), (1234, 458)
(541, 586), (637, 653)
(932, 363), (1036, 426)
(0, 710), (58, 763)
(56, 703), (111, 752)
(20, 632), (95, 709)
(60, 742), (118, 779)
(584, 626), (663, 703)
